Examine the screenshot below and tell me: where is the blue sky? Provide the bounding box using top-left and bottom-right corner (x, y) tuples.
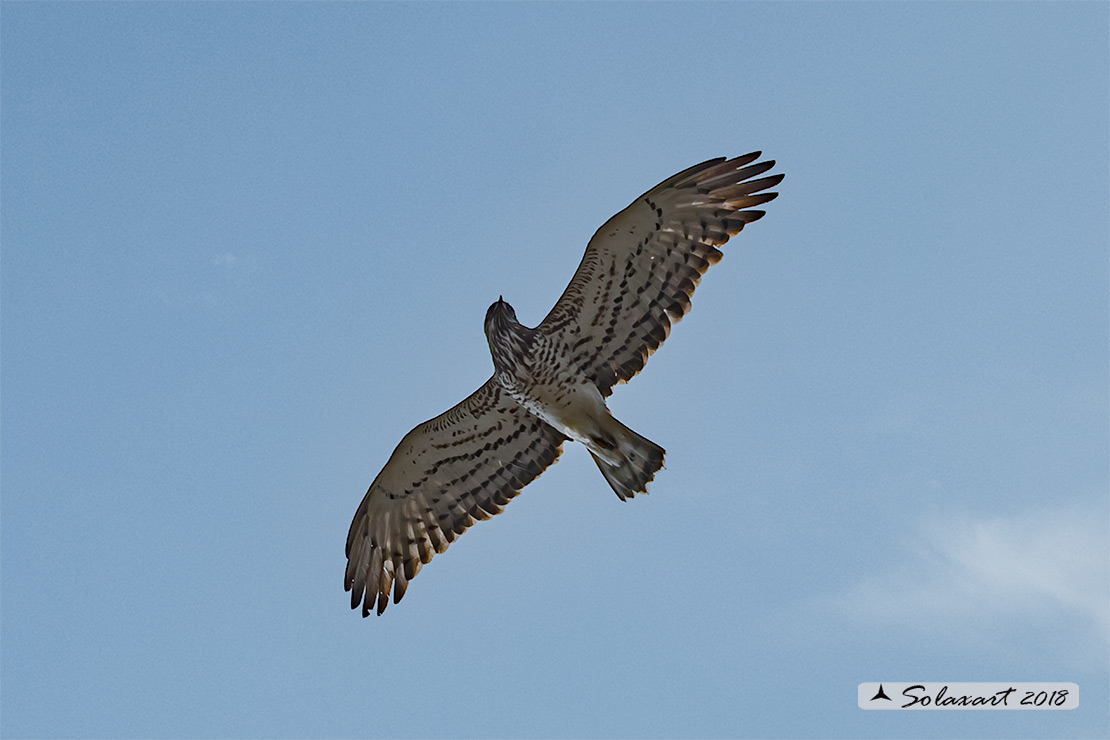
(2, 3), (1107, 738)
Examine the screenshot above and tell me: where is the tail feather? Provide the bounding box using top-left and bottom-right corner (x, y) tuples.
(589, 419), (665, 501)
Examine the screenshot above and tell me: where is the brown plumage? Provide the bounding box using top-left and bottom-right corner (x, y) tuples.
(345, 154), (783, 615)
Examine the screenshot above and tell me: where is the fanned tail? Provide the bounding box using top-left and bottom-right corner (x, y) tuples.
(589, 418), (665, 501)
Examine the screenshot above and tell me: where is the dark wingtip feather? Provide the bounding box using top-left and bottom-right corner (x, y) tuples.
(739, 175), (784, 195)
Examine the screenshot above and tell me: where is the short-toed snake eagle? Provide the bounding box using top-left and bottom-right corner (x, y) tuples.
(345, 153), (783, 615)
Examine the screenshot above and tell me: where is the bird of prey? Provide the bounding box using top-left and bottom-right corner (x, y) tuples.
(345, 153), (783, 616)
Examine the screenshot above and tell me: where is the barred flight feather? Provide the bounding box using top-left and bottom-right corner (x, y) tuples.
(539, 152), (782, 396)
(345, 379), (566, 615)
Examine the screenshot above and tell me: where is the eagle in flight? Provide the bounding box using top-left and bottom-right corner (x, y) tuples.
(345, 153), (783, 615)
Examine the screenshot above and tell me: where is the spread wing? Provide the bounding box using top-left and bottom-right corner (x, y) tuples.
(538, 153), (783, 396)
(345, 379), (566, 616)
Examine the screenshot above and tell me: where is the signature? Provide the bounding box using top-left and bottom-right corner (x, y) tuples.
(900, 684), (1071, 708)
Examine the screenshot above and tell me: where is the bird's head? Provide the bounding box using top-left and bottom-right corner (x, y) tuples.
(484, 296), (518, 336)
(484, 296), (529, 372)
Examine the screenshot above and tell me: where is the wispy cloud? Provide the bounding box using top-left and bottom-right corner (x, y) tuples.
(832, 501), (1109, 667)
(211, 252), (238, 268)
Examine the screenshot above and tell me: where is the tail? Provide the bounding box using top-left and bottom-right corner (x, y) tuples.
(588, 417), (666, 501)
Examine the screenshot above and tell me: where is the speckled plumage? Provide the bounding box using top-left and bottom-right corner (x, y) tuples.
(345, 154), (783, 615)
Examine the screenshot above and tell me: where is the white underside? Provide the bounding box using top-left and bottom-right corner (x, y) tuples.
(506, 379), (624, 467)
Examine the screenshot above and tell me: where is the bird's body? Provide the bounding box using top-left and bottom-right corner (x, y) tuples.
(345, 153), (783, 615)
(485, 298), (664, 498)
